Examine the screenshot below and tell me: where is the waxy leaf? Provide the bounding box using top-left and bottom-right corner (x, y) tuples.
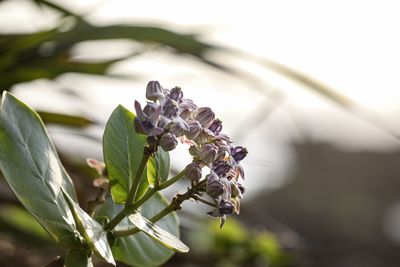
(147, 148), (170, 187)
(97, 193), (181, 267)
(62, 190), (115, 266)
(65, 249), (94, 267)
(103, 105), (149, 204)
(128, 212), (188, 253)
(0, 92), (79, 247)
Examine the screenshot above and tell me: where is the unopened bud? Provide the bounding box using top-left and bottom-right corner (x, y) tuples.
(195, 107), (215, 128)
(163, 98), (179, 118)
(143, 102), (159, 117)
(218, 199), (234, 215)
(167, 117), (189, 137)
(185, 120), (202, 140)
(212, 160), (231, 177)
(206, 171), (224, 198)
(159, 133), (178, 151)
(208, 118), (222, 134)
(169, 87), (183, 101)
(146, 81), (164, 101)
(231, 146), (248, 163)
(185, 162), (202, 181)
(188, 145), (198, 156)
(199, 144), (217, 163)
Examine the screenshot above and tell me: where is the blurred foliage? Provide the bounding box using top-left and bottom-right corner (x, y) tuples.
(0, 205), (52, 246)
(188, 219), (292, 267)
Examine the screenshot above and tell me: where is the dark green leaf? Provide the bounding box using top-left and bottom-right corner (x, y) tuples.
(62, 190), (115, 266)
(147, 148), (170, 187)
(97, 193), (180, 267)
(103, 105), (148, 204)
(38, 111), (95, 128)
(0, 92), (79, 247)
(65, 249), (94, 267)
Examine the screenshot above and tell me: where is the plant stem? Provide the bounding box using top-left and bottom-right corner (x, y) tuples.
(125, 147), (152, 207)
(104, 169), (187, 230)
(158, 169), (186, 190)
(113, 179), (207, 237)
(193, 195), (217, 207)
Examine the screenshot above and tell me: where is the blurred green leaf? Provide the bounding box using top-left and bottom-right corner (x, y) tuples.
(0, 92), (79, 247)
(147, 148), (170, 187)
(0, 205), (52, 246)
(103, 105), (148, 204)
(65, 249), (94, 267)
(62, 189), (115, 266)
(97, 193), (180, 267)
(38, 111), (94, 127)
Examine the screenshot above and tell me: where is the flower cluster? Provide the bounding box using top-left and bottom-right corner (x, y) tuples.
(134, 81), (248, 227)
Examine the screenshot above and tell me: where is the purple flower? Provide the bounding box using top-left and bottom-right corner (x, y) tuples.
(163, 98), (179, 118)
(134, 101), (163, 136)
(185, 162), (203, 181)
(146, 81), (165, 101)
(206, 171), (224, 199)
(199, 144), (218, 163)
(231, 146), (248, 163)
(167, 117), (190, 137)
(169, 86), (184, 101)
(185, 120), (202, 140)
(159, 133), (178, 151)
(212, 160), (231, 177)
(208, 118), (222, 135)
(195, 107), (215, 128)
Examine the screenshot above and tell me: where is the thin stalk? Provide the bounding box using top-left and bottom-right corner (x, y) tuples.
(193, 196), (217, 207)
(158, 169), (186, 190)
(113, 179), (207, 237)
(125, 149), (151, 207)
(104, 169), (187, 230)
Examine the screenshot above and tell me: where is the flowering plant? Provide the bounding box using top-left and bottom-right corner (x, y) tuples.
(0, 81), (247, 266)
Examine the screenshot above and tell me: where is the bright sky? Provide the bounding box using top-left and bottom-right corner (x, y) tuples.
(2, 0), (400, 193)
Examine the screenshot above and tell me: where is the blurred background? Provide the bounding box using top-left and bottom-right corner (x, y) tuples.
(1, 0), (400, 266)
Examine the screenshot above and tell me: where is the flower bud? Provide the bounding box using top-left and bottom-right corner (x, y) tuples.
(185, 120), (202, 140)
(188, 145), (198, 156)
(212, 160), (231, 177)
(199, 144), (217, 163)
(167, 117), (189, 137)
(231, 146), (248, 163)
(195, 107), (215, 128)
(159, 133), (178, 151)
(163, 98), (179, 118)
(143, 102), (159, 117)
(146, 81), (164, 101)
(208, 118), (222, 134)
(169, 86), (183, 101)
(218, 199), (234, 215)
(193, 130), (209, 145)
(185, 162), (202, 181)
(206, 171), (224, 199)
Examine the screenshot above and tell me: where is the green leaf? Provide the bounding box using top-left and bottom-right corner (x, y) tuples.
(62, 190), (115, 266)
(65, 249), (94, 267)
(38, 111), (95, 128)
(0, 205), (52, 246)
(147, 148), (170, 187)
(128, 211), (188, 253)
(97, 193), (181, 267)
(0, 92), (79, 247)
(103, 105), (148, 204)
